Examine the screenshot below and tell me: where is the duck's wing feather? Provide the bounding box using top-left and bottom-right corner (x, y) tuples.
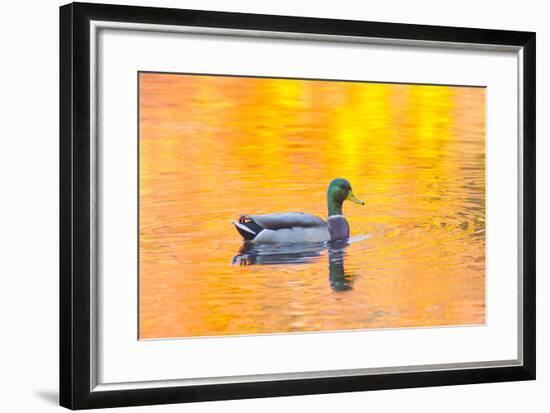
(232, 213), (327, 242)
(248, 212), (326, 230)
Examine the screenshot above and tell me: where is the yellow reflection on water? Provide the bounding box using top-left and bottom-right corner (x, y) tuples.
(139, 73), (485, 339)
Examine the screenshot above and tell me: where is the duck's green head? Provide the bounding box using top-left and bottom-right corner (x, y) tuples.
(327, 178), (364, 216)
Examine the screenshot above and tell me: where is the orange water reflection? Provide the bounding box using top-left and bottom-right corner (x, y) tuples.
(139, 73), (485, 339)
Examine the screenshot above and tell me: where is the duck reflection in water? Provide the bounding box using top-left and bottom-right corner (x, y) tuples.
(232, 240), (357, 292)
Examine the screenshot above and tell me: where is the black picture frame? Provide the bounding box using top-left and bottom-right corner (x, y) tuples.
(60, 2), (536, 410)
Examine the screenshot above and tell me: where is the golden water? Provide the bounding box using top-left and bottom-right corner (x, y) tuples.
(139, 73), (485, 339)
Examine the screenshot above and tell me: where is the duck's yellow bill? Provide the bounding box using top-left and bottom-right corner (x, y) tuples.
(346, 191), (365, 205)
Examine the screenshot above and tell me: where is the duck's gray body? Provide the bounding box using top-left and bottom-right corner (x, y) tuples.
(231, 178), (363, 244)
(232, 212), (350, 243)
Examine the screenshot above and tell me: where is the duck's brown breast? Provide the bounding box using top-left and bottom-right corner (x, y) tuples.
(327, 215), (350, 240)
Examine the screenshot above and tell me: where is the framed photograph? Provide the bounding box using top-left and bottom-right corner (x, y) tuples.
(60, 2), (536, 409)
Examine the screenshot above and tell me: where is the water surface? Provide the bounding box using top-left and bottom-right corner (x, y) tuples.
(139, 73), (485, 339)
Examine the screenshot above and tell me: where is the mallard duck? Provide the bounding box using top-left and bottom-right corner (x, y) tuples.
(232, 178), (364, 243)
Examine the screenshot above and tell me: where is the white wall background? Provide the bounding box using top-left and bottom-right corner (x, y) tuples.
(0, 0), (546, 411)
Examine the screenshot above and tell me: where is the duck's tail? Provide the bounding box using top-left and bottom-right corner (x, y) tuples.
(232, 215), (263, 241)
